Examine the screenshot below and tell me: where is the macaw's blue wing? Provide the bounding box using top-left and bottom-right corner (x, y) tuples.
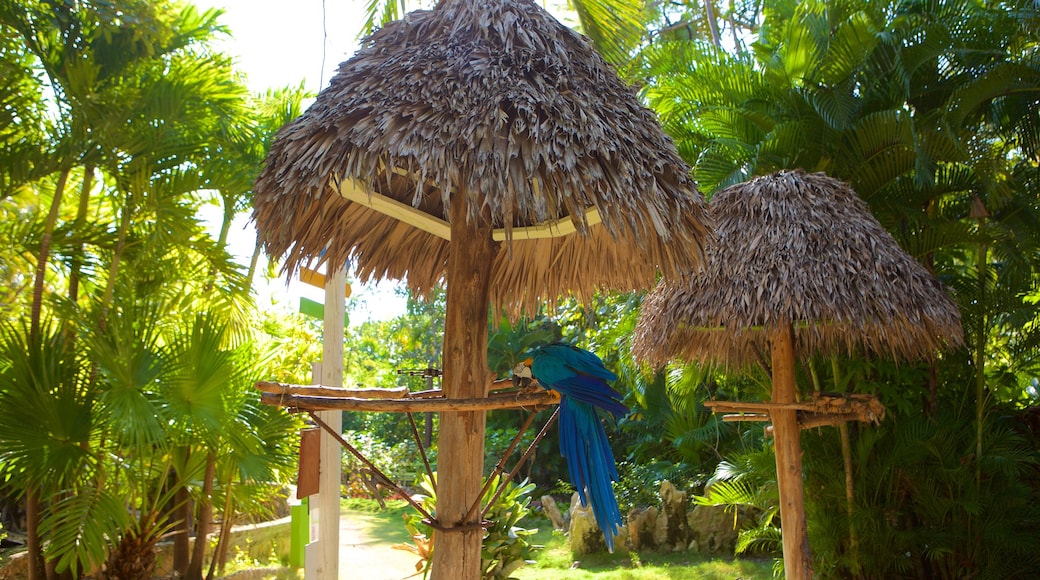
(531, 343), (627, 417)
(530, 343), (628, 551)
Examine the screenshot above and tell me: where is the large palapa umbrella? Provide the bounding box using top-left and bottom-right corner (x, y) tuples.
(252, 0), (710, 577)
(632, 170), (963, 579)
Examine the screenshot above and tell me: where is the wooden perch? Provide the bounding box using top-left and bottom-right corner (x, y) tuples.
(708, 392), (886, 429)
(256, 378), (560, 413)
(256, 382), (409, 399)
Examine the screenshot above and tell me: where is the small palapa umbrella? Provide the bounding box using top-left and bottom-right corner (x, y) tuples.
(632, 170), (963, 579)
(252, 1), (710, 577)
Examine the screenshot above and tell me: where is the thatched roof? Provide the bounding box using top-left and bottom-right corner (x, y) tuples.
(252, 0), (709, 316)
(632, 170), (964, 368)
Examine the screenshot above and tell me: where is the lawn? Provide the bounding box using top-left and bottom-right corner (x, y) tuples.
(513, 526), (774, 580)
(336, 498), (775, 580)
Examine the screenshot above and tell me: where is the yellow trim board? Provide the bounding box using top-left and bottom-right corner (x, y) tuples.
(331, 176), (600, 241)
(299, 267), (352, 298)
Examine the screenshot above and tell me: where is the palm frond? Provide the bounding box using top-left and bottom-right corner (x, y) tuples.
(570, 0), (646, 66)
(817, 10), (879, 85)
(735, 524), (782, 555)
(39, 487), (130, 576)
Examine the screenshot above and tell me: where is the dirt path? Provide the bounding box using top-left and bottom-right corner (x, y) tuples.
(339, 512), (423, 580)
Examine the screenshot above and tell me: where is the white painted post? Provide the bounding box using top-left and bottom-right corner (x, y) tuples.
(304, 362), (321, 580)
(311, 265), (346, 579)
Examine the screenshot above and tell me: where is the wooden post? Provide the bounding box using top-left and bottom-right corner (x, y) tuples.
(770, 322), (814, 579)
(430, 196), (498, 579)
(310, 265), (346, 579)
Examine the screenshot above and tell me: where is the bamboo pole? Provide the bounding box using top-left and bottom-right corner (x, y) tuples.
(430, 196), (499, 579)
(770, 322), (814, 579)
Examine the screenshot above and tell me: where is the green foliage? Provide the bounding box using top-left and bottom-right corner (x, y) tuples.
(484, 426), (537, 479)
(341, 429), (427, 498)
(613, 461), (698, 513)
(804, 406), (1040, 579)
(400, 473), (542, 579)
(480, 476), (542, 580)
(39, 488), (131, 576)
(693, 453), (781, 561)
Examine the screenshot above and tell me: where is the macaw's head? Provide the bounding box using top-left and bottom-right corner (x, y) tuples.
(512, 357), (534, 387)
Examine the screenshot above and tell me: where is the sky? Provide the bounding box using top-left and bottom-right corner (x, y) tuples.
(192, 0), (407, 324)
(193, 0), (367, 96)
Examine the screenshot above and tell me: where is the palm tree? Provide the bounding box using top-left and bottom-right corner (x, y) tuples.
(632, 1), (1040, 575)
(0, 2), (268, 577)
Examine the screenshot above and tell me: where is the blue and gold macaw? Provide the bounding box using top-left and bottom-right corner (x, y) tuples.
(513, 342), (628, 551)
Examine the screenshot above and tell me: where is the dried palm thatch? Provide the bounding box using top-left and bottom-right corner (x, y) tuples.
(252, 0), (710, 317)
(633, 170), (964, 368)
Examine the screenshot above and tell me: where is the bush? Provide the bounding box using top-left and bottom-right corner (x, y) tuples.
(397, 473), (542, 579)
(614, 460), (701, 512)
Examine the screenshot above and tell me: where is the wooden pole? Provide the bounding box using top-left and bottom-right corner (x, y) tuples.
(430, 196), (498, 579)
(311, 265), (346, 579)
(770, 322), (814, 579)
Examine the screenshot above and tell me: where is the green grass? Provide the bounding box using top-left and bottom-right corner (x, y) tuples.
(512, 524), (775, 580)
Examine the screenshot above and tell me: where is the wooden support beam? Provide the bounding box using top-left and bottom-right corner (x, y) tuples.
(331, 176), (601, 242)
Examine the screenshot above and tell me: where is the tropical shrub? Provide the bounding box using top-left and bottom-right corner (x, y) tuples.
(397, 473), (542, 579)
(804, 406), (1040, 579)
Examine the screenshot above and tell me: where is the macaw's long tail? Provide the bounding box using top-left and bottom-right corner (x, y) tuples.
(559, 396), (624, 552)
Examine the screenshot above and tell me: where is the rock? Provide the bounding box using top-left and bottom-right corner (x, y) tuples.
(614, 523), (631, 552)
(568, 493), (606, 554)
(627, 506), (658, 551)
(658, 480), (690, 551)
(687, 503), (741, 554)
(541, 495), (566, 530)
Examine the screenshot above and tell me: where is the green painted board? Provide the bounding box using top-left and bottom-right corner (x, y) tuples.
(299, 297), (349, 325)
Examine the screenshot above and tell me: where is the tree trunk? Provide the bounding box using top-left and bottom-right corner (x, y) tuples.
(173, 478), (191, 573)
(207, 479), (236, 580)
(187, 453), (216, 579)
(25, 487), (45, 580)
(974, 236), (988, 493)
(67, 166), (94, 305)
(429, 196), (498, 580)
(98, 190), (133, 329)
(770, 322), (813, 579)
(27, 167), (71, 580)
(246, 239), (262, 285)
(703, 0), (722, 48)
(831, 358), (859, 576)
